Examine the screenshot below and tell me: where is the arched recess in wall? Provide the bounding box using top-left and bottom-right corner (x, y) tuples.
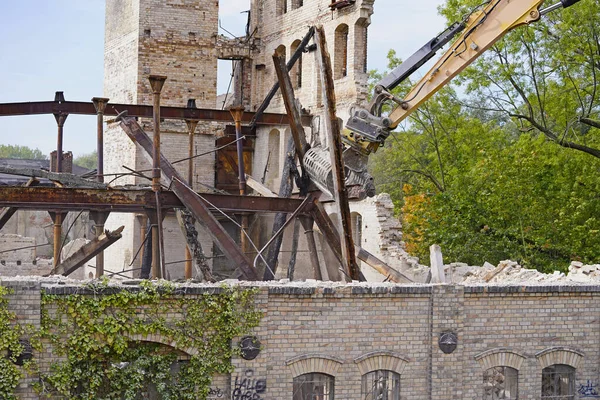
(265, 128), (281, 187)
(290, 40), (303, 89)
(354, 18), (369, 74)
(334, 24), (349, 80)
(276, 0), (288, 16)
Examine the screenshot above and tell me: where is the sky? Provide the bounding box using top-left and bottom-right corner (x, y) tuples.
(0, 0), (445, 158)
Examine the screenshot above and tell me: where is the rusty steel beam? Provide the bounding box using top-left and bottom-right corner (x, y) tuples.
(0, 187), (306, 214)
(171, 177), (258, 281)
(0, 100), (312, 126)
(315, 26), (361, 281)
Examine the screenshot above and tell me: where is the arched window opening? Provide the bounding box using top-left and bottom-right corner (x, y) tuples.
(542, 364), (575, 399)
(291, 0), (303, 10)
(290, 40), (303, 89)
(361, 370), (400, 400)
(334, 24), (349, 80)
(354, 19), (368, 74)
(483, 366), (518, 400)
(293, 373), (334, 400)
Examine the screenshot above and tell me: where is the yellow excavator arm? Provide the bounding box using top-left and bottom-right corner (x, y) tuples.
(345, 0), (582, 155)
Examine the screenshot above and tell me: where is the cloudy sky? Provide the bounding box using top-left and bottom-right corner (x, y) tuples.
(0, 0), (445, 157)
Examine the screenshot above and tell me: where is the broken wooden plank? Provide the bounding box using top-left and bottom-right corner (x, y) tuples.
(50, 226), (124, 276)
(171, 177), (258, 281)
(0, 166), (106, 189)
(355, 246), (413, 283)
(314, 25), (361, 281)
(245, 174), (278, 198)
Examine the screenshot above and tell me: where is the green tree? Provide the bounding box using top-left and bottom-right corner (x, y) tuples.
(370, 34), (600, 272)
(74, 150), (98, 170)
(0, 144), (47, 160)
(439, 0), (600, 158)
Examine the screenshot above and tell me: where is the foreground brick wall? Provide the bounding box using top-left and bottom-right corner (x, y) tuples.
(4, 279), (600, 399)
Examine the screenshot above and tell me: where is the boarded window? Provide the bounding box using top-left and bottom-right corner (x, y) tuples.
(293, 373), (334, 400)
(483, 366), (518, 400)
(541, 364), (575, 399)
(362, 370), (400, 400)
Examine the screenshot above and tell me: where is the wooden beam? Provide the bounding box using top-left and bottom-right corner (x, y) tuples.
(245, 174), (278, 198)
(272, 52), (309, 162)
(314, 25), (361, 281)
(50, 226), (124, 276)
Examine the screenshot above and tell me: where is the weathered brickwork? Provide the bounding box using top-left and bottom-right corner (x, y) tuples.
(5, 279), (600, 399)
(103, 0), (220, 278)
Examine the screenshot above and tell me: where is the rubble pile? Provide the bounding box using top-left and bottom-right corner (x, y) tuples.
(449, 260), (600, 285)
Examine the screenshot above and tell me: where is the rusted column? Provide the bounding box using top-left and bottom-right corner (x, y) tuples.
(49, 212), (66, 269)
(148, 75), (167, 279)
(314, 26), (361, 281)
(53, 91), (68, 173)
(91, 97), (109, 183)
(184, 98), (198, 280)
(229, 106), (247, 195)
(229, 106), (250, 255)
(149, 76), (167, 192)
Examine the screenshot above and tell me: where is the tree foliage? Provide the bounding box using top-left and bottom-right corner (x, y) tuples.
(74, 150), (98, 170)
(0, 144), (47, 160)
(370, 0), (600, 272)
(35, 281), (261, 399)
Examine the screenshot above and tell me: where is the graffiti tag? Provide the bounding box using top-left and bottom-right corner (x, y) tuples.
(232, 369), (267, 400)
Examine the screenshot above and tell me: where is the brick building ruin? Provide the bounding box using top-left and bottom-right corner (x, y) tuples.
(101, 0), (416, 282)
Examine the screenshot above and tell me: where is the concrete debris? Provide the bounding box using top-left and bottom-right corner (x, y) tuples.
(448, 260), (600, 285)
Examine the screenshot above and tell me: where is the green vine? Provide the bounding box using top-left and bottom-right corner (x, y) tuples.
(0, 285), (25, 400)
(36, 280), (262, 400)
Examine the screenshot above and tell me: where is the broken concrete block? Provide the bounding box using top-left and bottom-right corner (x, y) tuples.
(0, 234), (36, 263)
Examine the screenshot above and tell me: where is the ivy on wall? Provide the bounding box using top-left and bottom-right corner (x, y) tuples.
(32, 280), (262, 400)
(0, 285), (26, 400)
